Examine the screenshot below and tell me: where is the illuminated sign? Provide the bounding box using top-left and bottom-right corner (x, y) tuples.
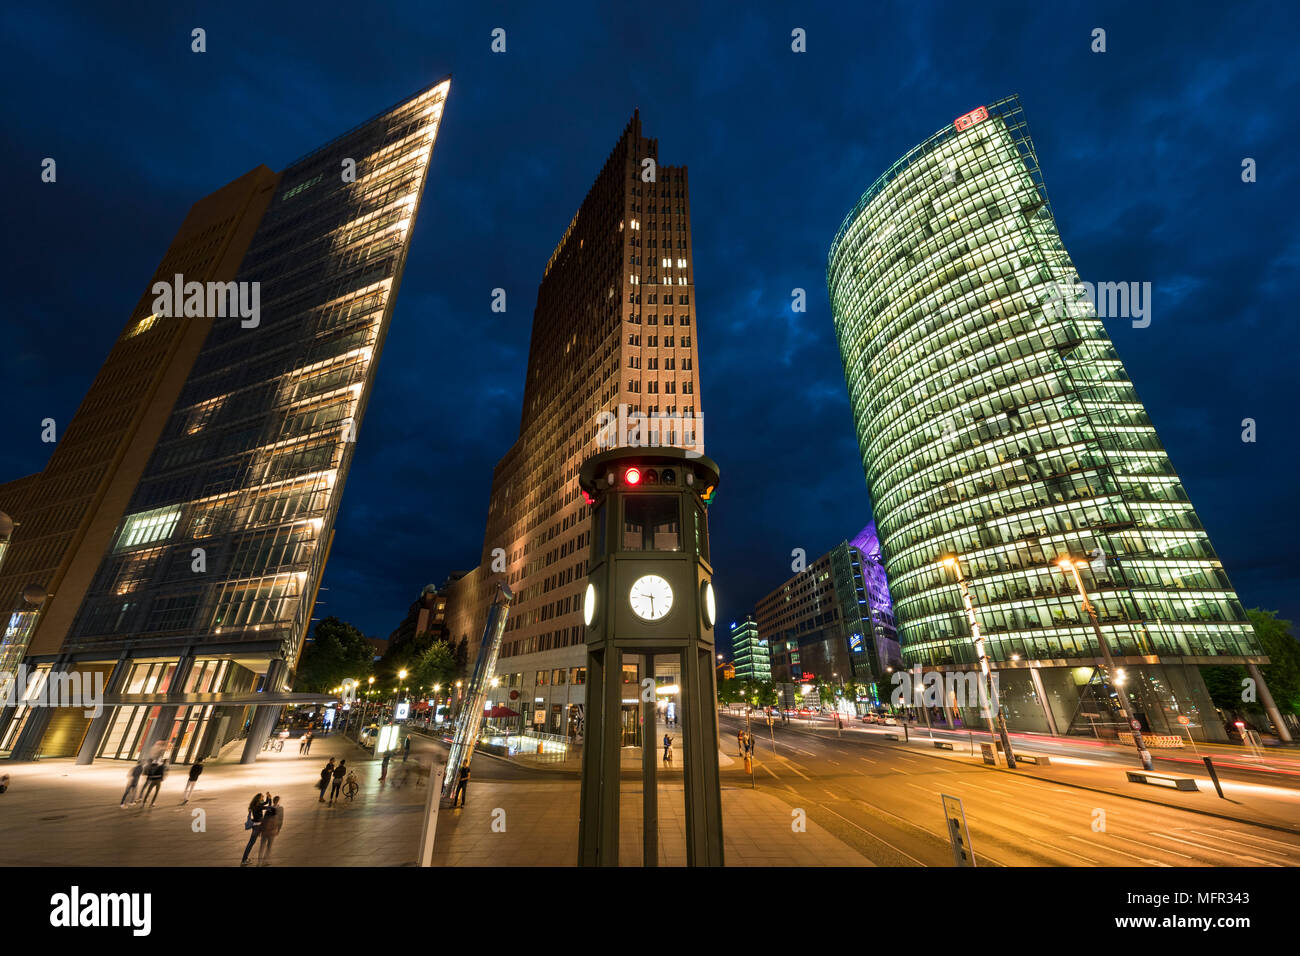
(394, 701), (410, 720)
(953, 106), (988, 131)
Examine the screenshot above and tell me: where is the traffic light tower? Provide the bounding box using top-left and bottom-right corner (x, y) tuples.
(576, 448), (724, 866)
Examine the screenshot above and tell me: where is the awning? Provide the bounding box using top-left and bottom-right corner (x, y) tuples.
(103, 691), (339, 707)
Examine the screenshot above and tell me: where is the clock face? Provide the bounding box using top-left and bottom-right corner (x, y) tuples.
(629, 574), (673, 621)
(703, 580), (716, 627)
(583, 582), (597, 626)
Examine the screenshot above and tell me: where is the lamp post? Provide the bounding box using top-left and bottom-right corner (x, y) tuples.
(1057, 556), (1153, 771)
(939, 555), (1016, 768)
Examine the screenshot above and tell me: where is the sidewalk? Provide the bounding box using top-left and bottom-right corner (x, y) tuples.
(431, 779), (871, 866)
(0, 733), (430, 865)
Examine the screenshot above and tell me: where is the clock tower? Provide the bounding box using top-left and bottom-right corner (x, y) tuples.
(576, 447), (723, 866)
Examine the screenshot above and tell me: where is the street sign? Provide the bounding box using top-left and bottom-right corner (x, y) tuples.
(1129, 718), (1142, 731)
(1176, 715), (1190, 726)
(941, 794), (976, 867)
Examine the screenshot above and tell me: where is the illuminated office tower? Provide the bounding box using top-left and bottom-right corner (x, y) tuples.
(827, 96), (1272, 743)
(1, 78), (451, 762)
(464, 112), (703, 739)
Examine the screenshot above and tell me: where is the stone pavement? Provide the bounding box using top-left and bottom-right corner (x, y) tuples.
(431, 779), (872, 866)
(0, 732), (430, 866)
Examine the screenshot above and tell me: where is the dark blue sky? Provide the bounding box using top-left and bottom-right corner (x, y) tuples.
(2, 1), (1297, 649)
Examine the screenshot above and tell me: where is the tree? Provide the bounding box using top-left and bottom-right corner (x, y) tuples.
(1200, 609), (1300, 722)
(453, 636), (469, 676)
(295, 617), (374, 693)
(412, 639), (457, 692)
(717, 677), (743, 706)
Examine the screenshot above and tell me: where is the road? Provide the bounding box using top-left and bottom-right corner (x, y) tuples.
(718, 712), (1300, 867)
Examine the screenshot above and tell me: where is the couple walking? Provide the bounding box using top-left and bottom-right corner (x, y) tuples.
(241, 792), (284, 865)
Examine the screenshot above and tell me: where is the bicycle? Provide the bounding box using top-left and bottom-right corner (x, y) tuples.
(343, 772), (360, 802)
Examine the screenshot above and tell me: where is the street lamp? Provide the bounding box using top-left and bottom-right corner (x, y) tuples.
(1057, 556), (1153, 771)
(938, 554), (1016, 768)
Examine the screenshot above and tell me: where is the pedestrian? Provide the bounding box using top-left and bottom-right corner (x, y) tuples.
(257, 795), (283, 865)
(329, 759), (346, 805)
(452, 761), (470, 807)
(662, 733), (672, 766)
(120, 762), (143, 808)
(0, 774), (9, 794)
(241, 791), (270, 866)
(302, 731), (313, 755)
(318, 759), (334, 802)
(737, 729), (745, 756)
(183, 759), (204, 803)
(402, 735), (411, 762)
(139, 759), (167, 807)
(381, 750), (391, 785)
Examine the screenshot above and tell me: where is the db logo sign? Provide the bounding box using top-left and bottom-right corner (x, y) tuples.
(509, 689), (519, 700)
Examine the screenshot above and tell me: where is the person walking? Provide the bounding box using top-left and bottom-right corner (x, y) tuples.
(737, 728), (745, 756)
(402, 735), (411, 762)
(120, 762), (143, 808)
(139, 759), (167, 807)
(318, 759), (334, 802)
(452, 762), (470, 808)
(662, 733), (673, 766)
(257, 795), (283, 865)
(380, 750), (392, 786)
(329, 759), (346, 805)
(182, 759), (204, 803)
(302, 731), (313, 755)
(241, 791), (271, 866)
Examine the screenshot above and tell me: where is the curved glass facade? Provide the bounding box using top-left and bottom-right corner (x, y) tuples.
(827, 97), (1260, 686)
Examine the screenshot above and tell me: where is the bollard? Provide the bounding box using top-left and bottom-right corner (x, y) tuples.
(1202, 755), (1225, 799)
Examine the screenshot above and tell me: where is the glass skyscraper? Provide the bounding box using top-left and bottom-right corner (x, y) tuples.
(0, 78), (450, 762)
(827, 96), (1269, 742)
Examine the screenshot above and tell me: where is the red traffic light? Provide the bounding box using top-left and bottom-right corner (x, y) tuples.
(624, 467), (642, 485)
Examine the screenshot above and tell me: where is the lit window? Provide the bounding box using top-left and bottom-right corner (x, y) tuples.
(124, 314), (159, 340)
(116, 505), (183, 551)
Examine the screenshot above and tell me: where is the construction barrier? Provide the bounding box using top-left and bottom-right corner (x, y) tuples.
(1119, 732), (1184, 749)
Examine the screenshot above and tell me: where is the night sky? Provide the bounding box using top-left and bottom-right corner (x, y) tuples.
(2, 2), (1297, 654)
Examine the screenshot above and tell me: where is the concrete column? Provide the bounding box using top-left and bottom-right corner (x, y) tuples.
(239, 658), (288, 764)
(8, 657), (69, 761)
(1247, 662), (1293, 744)
(1028, 666), (1060, 736)
(76, 650), (132, 764)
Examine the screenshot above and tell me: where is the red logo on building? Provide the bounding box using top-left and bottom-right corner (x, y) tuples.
(954, 106), (989, 131)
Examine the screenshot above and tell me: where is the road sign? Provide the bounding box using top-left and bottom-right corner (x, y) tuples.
(1176, 715), (1190, 726)
(1129, 719), (1142, 731)
(941, 794), (975, 867)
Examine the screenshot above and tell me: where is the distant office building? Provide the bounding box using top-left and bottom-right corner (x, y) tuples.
(827, 96), (1279, 742)
(729, 617), (770, 682)
(0, 78), (452, 762)
(462, 112), (704, 737)
(755, 524), (899, 700)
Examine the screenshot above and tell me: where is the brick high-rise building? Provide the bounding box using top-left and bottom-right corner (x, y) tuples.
(462, 111), (703, 737)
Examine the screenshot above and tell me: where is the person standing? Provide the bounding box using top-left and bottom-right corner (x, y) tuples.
(452, 762), (470, 807)
(329, 759), (346, 805)
(257, 796), (283, 865)
(402, 735), (411, 762)
(183, 759), (204, 803)
(318, 759), (334, 802)
(380, 750), (392, 786)
(302, 731), (313, 755)
(139, 759), (167, 807)
(662, 733), (672, 766)
(120, 762), (143, 808)
(240, 792), (270, 866)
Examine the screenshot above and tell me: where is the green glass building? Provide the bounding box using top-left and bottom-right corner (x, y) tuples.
(826, 96), (1280, 743)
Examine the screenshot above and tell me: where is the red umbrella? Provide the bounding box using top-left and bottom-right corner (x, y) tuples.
(484, 705), (519, 718)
